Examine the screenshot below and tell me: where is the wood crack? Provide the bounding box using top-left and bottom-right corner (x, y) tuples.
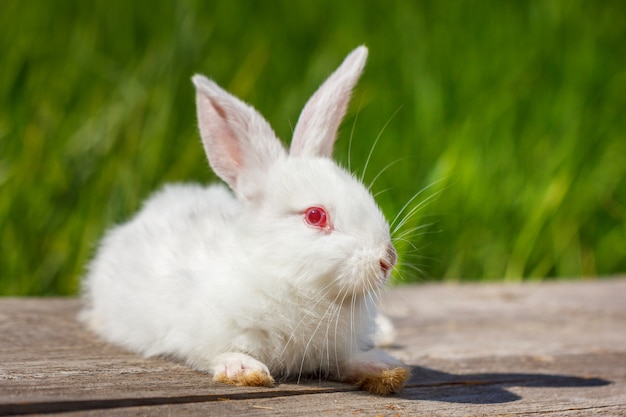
(0, 388), (354, 416)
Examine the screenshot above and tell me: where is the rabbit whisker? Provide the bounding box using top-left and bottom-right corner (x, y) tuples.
(295, 294), (337, 383)
(294, 278), (352, 383)
(390, 179), (445, 233)
(278, 280), (340, 374)
(392, 193), (442, 236)
(347, 93), (366, 173)
(367, 157), (412, 192)
(393, 223), (435, 242)
(373, 188), (392, 199)
(392, 237), (421, 252)
(360, 106), (403, 183)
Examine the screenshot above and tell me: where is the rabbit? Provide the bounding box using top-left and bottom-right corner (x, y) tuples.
(80, 46), (409, 395)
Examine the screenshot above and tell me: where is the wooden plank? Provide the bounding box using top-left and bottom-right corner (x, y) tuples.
(8, 353), (620, 417)
(1, 278), (625, 416)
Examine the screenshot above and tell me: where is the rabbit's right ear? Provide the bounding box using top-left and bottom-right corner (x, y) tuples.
(192, 75), (286, 199)
(290, 46), (368, 158)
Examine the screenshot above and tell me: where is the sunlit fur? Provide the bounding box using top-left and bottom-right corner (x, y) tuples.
(81, 46), (409, 395)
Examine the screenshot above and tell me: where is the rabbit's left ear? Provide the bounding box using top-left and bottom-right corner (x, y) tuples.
(193, 75), (286, 199)
(290, 46), (368, 158)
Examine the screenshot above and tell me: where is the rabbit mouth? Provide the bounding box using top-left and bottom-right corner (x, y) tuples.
(332, 248), (397, 298)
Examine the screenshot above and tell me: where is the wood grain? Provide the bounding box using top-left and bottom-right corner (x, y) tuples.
(1, 278), (624, 416)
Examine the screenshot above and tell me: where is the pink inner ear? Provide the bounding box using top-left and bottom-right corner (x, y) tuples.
(291, 94), (330, 156)
(194, 74), (288, 200)
(290, 46), (368, 158)
(197, 95), (243, 188)
(290, 84), (350, 159)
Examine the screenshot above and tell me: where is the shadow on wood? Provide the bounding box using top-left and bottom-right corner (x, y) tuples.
(398, 365), (611, 404)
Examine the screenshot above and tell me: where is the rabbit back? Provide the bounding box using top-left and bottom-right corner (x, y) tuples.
(81, 183), (240, 357)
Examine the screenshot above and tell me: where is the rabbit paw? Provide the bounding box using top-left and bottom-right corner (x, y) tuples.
(354, 367), (409, 395)
(342, 349), (410, 395)
(212, 352), (275, 387)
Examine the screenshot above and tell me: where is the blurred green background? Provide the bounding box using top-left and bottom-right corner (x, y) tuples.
(1, 0), (625, 295)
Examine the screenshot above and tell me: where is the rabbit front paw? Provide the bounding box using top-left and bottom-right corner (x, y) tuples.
(342, 349), (410, 395)
(212, 352), (275, 387)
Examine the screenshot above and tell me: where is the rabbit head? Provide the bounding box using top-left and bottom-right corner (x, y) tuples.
(192, 46), (395, 301)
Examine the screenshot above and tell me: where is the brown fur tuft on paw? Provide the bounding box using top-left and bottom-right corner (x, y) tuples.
(355, 367), (410, 395)
(214, 370), (275, 387)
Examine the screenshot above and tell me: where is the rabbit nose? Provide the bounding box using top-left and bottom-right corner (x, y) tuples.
(379, 244), (397, 275)
(379, 259), (392, 275)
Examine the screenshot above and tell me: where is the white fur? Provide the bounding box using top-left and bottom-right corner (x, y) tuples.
(81, 46), (406, 389)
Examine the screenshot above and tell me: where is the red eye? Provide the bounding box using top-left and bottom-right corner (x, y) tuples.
(304, 206), (330, 230)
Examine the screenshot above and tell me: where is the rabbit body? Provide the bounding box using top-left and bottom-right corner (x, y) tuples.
(81, 46), (409, 394)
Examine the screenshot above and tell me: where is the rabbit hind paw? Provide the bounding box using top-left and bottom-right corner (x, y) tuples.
(354, 367), (409, 395)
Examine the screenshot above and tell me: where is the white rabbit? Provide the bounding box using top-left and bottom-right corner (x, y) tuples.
(81, 46), (409, 395)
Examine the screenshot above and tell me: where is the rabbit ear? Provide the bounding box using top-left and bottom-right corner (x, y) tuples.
(290, 46), (368, 158)
(193, 75), (286, 198)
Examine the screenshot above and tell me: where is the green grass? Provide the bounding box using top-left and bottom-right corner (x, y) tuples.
(1, 0), (625, 295)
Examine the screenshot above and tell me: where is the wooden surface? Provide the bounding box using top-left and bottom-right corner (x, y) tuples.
(1, 278), (625, 416)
